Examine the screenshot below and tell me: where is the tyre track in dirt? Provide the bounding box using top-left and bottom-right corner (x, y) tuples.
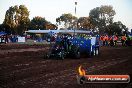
(43, 58), (129, 87)
(0, 47), (49, 72)
(0, 46), (132, 88)
(1, 59), (82, 84)
(2, 58), (128, 88)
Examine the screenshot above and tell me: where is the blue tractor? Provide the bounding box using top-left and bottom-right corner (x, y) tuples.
(46, 33), (99, 59)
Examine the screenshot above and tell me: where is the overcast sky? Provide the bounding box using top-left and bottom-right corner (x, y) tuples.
(0, 0), (132, 29)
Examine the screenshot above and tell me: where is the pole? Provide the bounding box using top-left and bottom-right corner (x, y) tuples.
(74, 1), (77, 36)
(75, 1), (77, 15)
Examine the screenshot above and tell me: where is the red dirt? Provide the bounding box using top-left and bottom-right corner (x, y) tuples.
(0, 44), (132, 88)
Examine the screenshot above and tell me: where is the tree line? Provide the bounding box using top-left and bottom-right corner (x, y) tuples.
(0, 5), (128, 36)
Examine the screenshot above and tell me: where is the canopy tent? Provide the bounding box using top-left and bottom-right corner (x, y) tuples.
(0, 32), (7, 36)
(25, 29), (91, 34)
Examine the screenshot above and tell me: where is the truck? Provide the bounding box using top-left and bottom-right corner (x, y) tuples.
(45, 31), (100, 59)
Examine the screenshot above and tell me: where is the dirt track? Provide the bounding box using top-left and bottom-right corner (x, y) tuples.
(0, 44), (132, 88)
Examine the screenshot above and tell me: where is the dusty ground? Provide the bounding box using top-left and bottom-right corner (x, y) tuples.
(0, 44), (132, 88)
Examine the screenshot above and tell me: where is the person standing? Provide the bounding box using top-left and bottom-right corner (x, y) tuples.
(99, 35), (103, 46)
(103, 35), (106, 46)
(109, 36), (114, 46)
(105, 35), (109, 46)
(113, 35), (118, 46)
(121, 35), (126, 46)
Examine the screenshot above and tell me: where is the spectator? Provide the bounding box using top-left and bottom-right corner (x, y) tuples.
(121, 35), (126, 46)
(113, 35), (118, 46)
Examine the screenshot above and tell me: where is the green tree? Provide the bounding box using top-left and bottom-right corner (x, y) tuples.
(45, 23), (58, 30)
(30, 16), (49, 30)
(77, 17), (93, 30)
(56, 13), (77, 29)
(3, 5), (30, 35)
(106, 21), (128, 35)
(3, 6), (15, 32)
(0, 24), (3, 31)
(18, 5), (30, 35)
(89, 5), (116, 34)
